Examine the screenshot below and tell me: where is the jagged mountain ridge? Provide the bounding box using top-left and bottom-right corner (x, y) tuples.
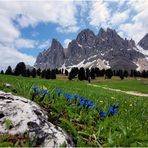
(34, 28), (148, 71)
(138, 33), (148, 50)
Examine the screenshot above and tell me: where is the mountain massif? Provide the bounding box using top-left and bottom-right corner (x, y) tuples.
(34, 28), (148, 71)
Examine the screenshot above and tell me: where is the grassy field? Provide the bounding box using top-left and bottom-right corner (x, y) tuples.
(92, 77), (148, 93)
(0, 74), (148, 147)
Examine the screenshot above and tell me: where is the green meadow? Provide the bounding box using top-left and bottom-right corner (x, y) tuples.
(0, 74), (148, 147)
(93, 77), (148, 93)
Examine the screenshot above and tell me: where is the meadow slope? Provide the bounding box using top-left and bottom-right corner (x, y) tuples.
(0, 74), (148, 147)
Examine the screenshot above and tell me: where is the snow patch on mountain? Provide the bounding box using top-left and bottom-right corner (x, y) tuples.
(133, 58), (148, 71)
(87, 55), (97, 60)
(96, 59), (110, 70)
(135, 46), (148, 56)
(77, 43), (83, 48)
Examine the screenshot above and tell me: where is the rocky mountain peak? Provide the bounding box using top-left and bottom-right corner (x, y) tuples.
(50, 38), (63, 50)
(96, 27), (126, 50)
(34, 28), (148, 71)
(129, 39), (136, 47)
(138, 33), (148, 50)
(98, 27), (106, 38)
(76, 28), (96, 46)
(106, 28), (122, 39)
(34, 38), (65, 70)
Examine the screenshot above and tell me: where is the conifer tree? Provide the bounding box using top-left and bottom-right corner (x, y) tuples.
(37, 68), (41, 76)
(45, 69), (51, 79)
(0, 70), (4, 74)
(68, 71), (73, 80)
(119, 70), (124, 80)
(65, 70), (68, 76)
(26, 69), (31, 77)
(85, 68), (90, 80)
(31, 68), (37, 78)
(78, 67), (85, 80)
(14, 62), (26, 76)
(50, 69), (56, 79)
(5, 66), (13, 75)
(105, 69), (113, 79)
(90, 68), (95, 79)
(95, 68), (101, 77)
(41, 69), (46, 78)
(123, 70), (128, 78)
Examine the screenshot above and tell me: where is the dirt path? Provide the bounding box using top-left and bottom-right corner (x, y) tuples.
(88, 84), (148, 97)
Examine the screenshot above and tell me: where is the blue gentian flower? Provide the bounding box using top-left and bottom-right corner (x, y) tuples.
(100, 111), (107, 117)
(109, 105), (119, 116)
(42, 89), (49, 94)
(32, 87), (40, 94)
(80, 96), (85, 101)
(56, 90), (63, 95)
(65, 94), (71, 100)
(86, 100), (94, 107)
(80, 100), (85, 106)
(73, 94), (78, 99)
(79, 99), (88, 107)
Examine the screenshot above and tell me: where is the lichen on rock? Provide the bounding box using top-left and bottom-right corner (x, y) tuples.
(0, 90), (74, 147)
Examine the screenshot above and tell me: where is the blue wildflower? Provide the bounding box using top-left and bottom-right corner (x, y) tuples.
(79, 99), (88, 107)
(73, 94), (78, 99)
(56, 90), (63, 95)
(100, 111), (107, 117)
(42, 89), (49, 94)
(65, 94), (71, 100)
(86, 100), (94, 107)
(80, 96), (85, 101)
(31, 87), (40, 101)
(80, 100), (85, 106)
(32, 87), (40, 95)
(109, 105), (119, 116)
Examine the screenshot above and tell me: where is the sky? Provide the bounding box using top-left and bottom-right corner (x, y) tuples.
(0, 0), (148, 71)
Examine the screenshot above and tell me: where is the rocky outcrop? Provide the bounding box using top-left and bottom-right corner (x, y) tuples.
(0, 91), (74, 147)
(34, 28), (148, 71)
(138, 33), (148, 50)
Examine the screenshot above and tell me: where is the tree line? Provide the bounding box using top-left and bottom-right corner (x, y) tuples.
(1, 62), (57, 79)
(68, 67), (148, 81)
(1, 63), (148, 80)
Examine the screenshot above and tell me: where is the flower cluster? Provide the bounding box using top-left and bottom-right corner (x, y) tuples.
(31, 86), (119, 119)
(32, 87), (40, 95)
(32, 86), (50, 101)
(65, 94), (119, 117)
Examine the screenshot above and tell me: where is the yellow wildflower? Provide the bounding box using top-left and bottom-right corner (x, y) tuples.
(43, 85), (47, 90)
(111, 97), (116, 100)
(100, 100), (103, 103)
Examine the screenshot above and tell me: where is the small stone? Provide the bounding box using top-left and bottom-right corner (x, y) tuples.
(5, 83), (11, 88)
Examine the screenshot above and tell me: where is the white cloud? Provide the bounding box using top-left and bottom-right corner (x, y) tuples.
(63, 39), (71, 48)
(56, 25), (79, 33)
(14, 38), (38, 49)
(37, 40), (50, 49)
(111, 10), (129, 25)
(88, 1), (110, 28)
(12, 1), (79, 33)
(0, 15), (20, 44)
(0, 45), (35, 71)
(119, 0), (148, 42)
